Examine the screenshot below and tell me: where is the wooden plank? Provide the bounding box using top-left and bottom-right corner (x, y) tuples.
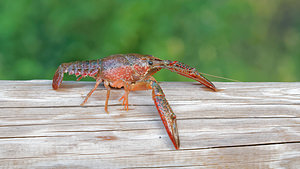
(0, 80), (299, 168)
(1, 80), (300, 108)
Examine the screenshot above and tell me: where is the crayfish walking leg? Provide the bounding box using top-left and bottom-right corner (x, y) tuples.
(80, 75), (103, 106)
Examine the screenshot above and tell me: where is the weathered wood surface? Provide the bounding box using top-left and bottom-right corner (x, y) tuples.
(0, 80), (300, 168)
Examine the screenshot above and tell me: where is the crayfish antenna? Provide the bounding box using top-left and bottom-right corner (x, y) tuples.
(52, 65), (64, 90)
(164, 61), (216, 91)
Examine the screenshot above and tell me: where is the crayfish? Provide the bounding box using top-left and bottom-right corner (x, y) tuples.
(52, 53), (216, 149)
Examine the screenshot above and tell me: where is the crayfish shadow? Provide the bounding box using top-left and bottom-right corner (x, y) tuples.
(193, 83), (223, 92)
(59, 82), (106, 89)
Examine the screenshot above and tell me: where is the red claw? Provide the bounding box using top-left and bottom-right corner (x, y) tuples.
(150, 79), (180, 150)
(164, 61), (216, 91)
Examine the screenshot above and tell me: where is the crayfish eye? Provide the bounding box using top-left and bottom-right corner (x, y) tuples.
(148, 60), (153, 65)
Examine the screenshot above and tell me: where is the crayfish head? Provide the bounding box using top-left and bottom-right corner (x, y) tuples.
(141, 56), (184, 79)
(137, 55), (164, 78)
(138, 54), (216, 91)
(141, 56), (173, 70)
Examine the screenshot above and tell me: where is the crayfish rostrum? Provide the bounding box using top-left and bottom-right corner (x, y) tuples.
(53, 53), (216, 149)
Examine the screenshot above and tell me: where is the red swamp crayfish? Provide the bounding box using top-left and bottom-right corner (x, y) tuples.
(52, 53), (216, 150)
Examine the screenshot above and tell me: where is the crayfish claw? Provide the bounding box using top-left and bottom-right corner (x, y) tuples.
(163, 61), (216, 91)
(149, 79), (180, 150)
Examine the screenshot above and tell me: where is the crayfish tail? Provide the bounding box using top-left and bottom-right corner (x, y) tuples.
(52, 60), (101, 90)
(52, 65), (64, 90)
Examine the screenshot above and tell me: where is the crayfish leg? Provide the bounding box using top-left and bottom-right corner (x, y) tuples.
(103, 81), (111, 114)
(118, 82), (130, 111)
(80, 76), (103, 107)
(119, 91), (129, 111)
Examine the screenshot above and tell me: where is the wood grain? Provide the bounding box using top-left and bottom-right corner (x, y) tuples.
(0, 80), (299, 168)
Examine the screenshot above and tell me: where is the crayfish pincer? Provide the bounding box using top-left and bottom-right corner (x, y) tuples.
(52, 53), (216, 149)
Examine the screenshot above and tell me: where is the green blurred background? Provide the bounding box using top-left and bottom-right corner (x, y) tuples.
(0, 0), (299, 82)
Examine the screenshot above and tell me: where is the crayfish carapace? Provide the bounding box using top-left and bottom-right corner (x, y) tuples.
(52, 53), (216, 150)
